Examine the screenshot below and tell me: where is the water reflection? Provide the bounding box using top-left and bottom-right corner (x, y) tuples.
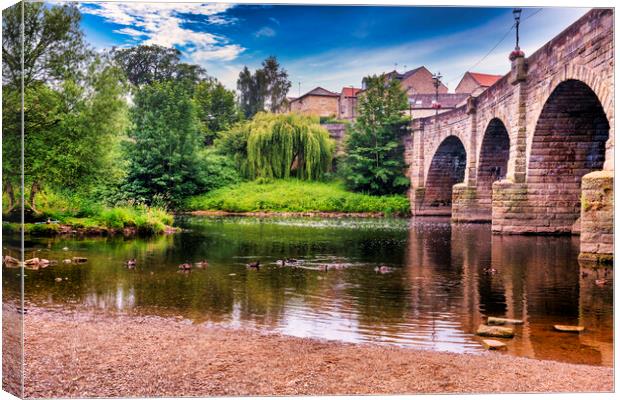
(5, 216), (613, 366)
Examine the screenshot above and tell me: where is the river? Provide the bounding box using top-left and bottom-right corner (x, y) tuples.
(3, 216), (613, 366)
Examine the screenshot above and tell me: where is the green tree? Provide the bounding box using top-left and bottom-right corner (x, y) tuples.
(24, 64), (129, 211)
(2, 1), (91, 88)
(217, 113), (334, 180)
(237, 56), (290, 118)
(262, 56), (292, 113)
(112, 45), (206, 86)
(193, 79), (241, 144)
(123, 82), (204, 205)
(341, 74), (410, 195)
(2, 2), (128, 214)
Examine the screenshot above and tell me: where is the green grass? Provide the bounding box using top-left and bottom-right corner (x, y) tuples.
(185, 179), (410, 216)
(2, 190), (175, 236)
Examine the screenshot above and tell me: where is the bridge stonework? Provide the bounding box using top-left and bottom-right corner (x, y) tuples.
(408, 9), (614, 262)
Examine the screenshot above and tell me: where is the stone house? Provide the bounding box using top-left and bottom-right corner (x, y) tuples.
(377, 66), (448, 96)
(454, 72), (503, 96)
(287, 87), (340, 117)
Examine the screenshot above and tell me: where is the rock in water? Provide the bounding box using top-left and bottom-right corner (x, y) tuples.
(476, 324), (514, 338)
(72, 257), (88, 264)
(487, 317), (524, 325)
(553, 325), (585, 333)
(482, 339), (507, 350)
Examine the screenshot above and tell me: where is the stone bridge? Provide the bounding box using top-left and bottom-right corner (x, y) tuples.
(408, 9), (614, 262)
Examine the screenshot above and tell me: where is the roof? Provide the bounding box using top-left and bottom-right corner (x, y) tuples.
(408, 93), (470, 109)
(384, 66), (423, 81)
(341, 87), (362, 97)
(291, 86), (340, 102)
(468, 72), (502, 87)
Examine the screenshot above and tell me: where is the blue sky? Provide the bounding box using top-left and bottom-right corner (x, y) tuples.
(73, 2), (589, 93)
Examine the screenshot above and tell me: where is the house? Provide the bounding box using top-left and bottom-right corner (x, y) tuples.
(455, 72), (503, 96)
(287, 87), (340, 117)
(338, 87), (362, 120)
(374, 66), (448, 96)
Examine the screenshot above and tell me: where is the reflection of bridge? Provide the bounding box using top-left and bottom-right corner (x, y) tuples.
(408, 9), (613, 262)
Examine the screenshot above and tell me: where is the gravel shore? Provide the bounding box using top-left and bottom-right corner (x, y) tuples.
(20, 307), (613, 398)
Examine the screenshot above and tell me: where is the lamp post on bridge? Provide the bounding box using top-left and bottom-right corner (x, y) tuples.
(513, 8), (522, 51)
(432, 72), (442, 117)
(509, 8), (524, 61)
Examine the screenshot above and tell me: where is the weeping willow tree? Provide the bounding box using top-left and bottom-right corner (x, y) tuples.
(219, 113), (334, 180)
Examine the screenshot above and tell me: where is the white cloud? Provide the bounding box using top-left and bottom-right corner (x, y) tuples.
(79, 2), (244, 62)
(254, 26), (276, 38)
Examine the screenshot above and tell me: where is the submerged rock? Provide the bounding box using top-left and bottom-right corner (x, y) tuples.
(72, 257), (88, 264)
(476, 324), (514, 338)
(553, 325), (585, 333)
(481, 339), (507, 350)
(487, 317), (524, 326)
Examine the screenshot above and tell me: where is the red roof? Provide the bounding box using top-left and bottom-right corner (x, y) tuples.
(341, 87), (362, 97)
(469, 72), (502, 87)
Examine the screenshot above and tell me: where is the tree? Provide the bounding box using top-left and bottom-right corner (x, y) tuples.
(237, 66), (266, 118)
(237, 56), (290, 118)
(123, 82), (204, 205)
(341, 74), (410, 195)
(262, 56), (292, 113)
(2, 2), (127, 214)
(217, 113), (334, 180)
(112, 45), (206, 86)
(193, 79), (241, 145)
(2, 2), (91, 88)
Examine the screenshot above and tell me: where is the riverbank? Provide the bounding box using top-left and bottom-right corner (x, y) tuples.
(2, 200), (177, 237)
(19, 306), (613, 397)
(185, 179), (411, 216)
(189, 210), (391, 218)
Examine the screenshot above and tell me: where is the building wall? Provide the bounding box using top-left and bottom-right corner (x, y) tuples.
(339, 95), (358, 120)
(289, 95), (339, 117)
(454, 74), (484, 94)
(401, 68), (448, 95)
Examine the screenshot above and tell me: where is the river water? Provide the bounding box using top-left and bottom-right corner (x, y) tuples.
(3, 216), (613, 366)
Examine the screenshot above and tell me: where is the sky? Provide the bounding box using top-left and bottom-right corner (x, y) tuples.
(69, 1), (590, 94)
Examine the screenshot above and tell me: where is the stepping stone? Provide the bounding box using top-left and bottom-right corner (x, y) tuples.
(487, 317), (524, 325)
(476, 324), (514, 338)
(554, 325), (585, 333)
(481, 339), (507, 350)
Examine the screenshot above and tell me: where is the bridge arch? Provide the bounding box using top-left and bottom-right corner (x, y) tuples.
(527, 78), (609, 230)
(476, 118), (510, 216)
(422, 135), (467, 213)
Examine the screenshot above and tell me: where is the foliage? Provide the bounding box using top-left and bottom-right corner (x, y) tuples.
(196, 149), (242, 193)
(237, 56), (291, 118)
(213, 123), (251, 177)
(193, 79), (242, 144)
(237, 66), (266, 118)
(123, 81), (204, 206)
(112, 45), (206, 86)
(262, 56), (292, 113)
(185, 179), (410, 216)
(217, 113), (334, 180)
(2, 1), (91, 88)
(341, 74), (410, 195)
(2, 60), (129, 211)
